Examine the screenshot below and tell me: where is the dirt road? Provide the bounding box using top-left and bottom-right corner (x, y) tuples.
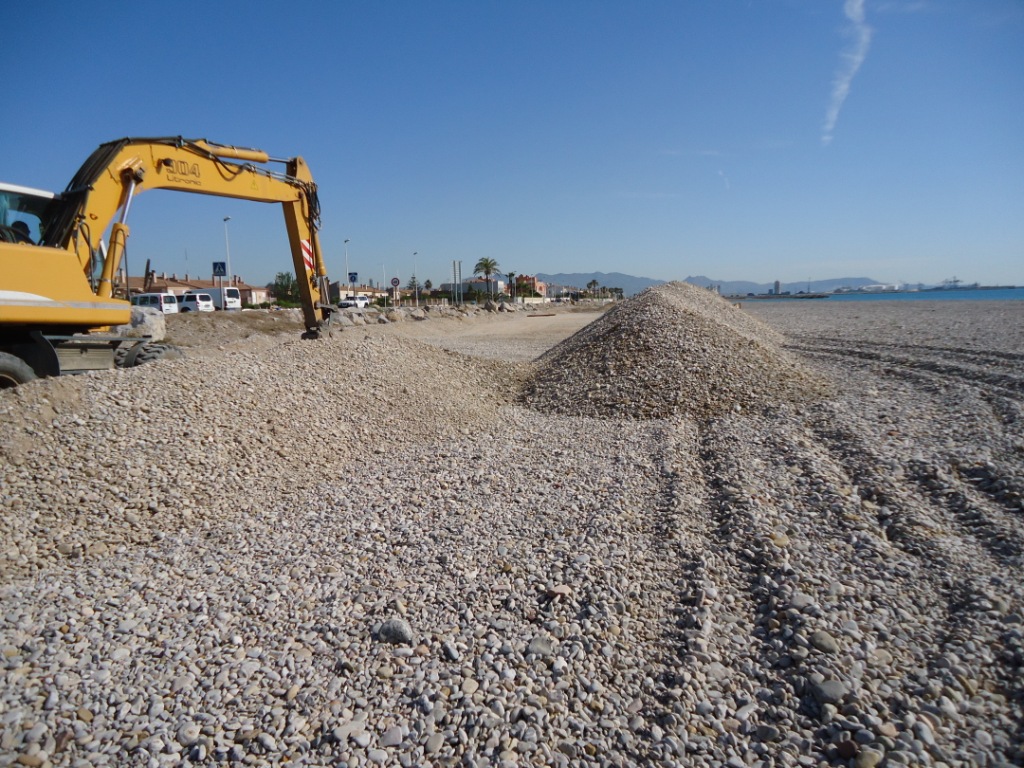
(164, 306), (606, 362)
(379, 307), (605, 361)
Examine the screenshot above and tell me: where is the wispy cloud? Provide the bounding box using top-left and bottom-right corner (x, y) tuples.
(822, 0), (873, 145)
(873, 1), (927, 13)
(717, 170), (731, 190)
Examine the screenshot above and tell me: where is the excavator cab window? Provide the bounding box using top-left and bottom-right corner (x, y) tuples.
(0, 183), (56, 244)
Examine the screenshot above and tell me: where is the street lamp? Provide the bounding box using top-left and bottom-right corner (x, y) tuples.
(222, 216), (232, 311)
(344, 238), (350, 302)
(221, 217), (233, 286)
(222, 217), (232, 286)
(413, 252), (419, 307)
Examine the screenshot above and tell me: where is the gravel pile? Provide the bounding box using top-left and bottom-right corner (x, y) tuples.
(524, 282), (831, 419)
(1, 299), (1022, 767)
(0, 331), (523, 580)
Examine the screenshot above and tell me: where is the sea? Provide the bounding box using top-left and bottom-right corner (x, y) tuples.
(779, 288), (1024, 303)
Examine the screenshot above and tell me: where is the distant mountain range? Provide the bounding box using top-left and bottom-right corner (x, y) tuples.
(537, 272), (881, 297)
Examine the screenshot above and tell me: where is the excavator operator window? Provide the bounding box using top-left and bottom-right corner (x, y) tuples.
(0, 184), (54, 245)
(0, 217), (38, 244)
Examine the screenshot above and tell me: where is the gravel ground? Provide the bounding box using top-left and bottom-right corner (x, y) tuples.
(1, 286), (1022, 767)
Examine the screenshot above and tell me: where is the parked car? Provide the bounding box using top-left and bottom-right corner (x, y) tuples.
(178, 293), (215, 312)
(340, 294), (371, 308)
(190, 286), (241, 311)
(131, 292), (179, 314)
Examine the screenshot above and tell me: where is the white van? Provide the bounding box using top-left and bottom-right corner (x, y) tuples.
(131, 292), (179, 314)
(192, 286), (242, 311)
(340, 294), (370, 308)
(178, 293), (215, 312)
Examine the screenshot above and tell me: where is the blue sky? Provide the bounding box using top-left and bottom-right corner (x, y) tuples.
(4, 0), (1022, 288)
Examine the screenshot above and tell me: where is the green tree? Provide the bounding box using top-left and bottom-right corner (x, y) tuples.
(517, 278), (539, 298)
(586, 279), (599, 297)
(474, 257), (500, 298)
(406, 275), (420, 291)
(271, 272), (300, 304)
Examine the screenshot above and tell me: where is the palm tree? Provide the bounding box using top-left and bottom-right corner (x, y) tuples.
(586, 279), (599, 297)
(474, 257), (500, 299)
(506, 271), (515, 300)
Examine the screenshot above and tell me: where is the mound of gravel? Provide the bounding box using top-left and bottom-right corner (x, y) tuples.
(523, 281), (831, 419)
(0, 332), (524, 581)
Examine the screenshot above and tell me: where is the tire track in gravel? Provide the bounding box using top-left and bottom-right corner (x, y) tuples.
(803, 407), (1024, 762)
(727, 300), (1024, 761)
(755, 408), (1005, 764)
(787, 343), (1024, 396)
(690, 418), (819, 760)
(980, 389), (1024, 428)
(806, 412), (1024, 572)
(685, 412), (967, 763)
(799, 338), (1024, 367)
(293, 413), (695, 766)
(906, 457), (1024, 564)
(679, 397), (1022, 765)
(789, 335), (1024, 569)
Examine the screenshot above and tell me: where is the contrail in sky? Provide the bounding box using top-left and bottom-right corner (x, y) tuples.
(822, 0), (873, 145)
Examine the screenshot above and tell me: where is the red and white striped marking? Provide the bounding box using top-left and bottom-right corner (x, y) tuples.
(300, 239), (315, 273)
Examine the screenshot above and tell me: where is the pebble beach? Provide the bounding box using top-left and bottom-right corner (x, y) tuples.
(1, 283), (1022, 767)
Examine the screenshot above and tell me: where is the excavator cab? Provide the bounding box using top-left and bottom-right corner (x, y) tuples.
(0, 183), (55, 245)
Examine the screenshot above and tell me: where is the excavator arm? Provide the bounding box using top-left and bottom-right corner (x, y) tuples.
(45, 136), (334, 335)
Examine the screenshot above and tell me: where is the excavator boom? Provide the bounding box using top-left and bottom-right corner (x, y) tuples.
(0, 136), (336, 385)
(43, 136), (333, 333)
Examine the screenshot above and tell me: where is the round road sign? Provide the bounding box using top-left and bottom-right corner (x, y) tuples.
(390, 277), (401, 287)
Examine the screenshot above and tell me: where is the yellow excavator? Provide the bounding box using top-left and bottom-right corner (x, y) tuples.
(0, 136), (336, 387)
